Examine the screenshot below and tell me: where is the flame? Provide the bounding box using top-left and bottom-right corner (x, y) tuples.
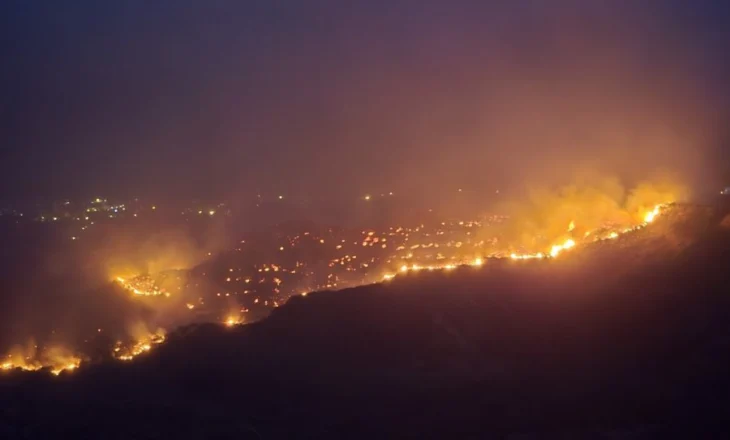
(549, 239), (576, 258)
(50, 359), (81, 376)
(224, 312), (244, 327)
(510, 252), (545, 260)
(114, 275), (168, 297)
(1, 345), (82, 375)
(3, 202), (671, 377)
(643, 205), (661, 223)
(113, 328), (166, 362)
(380, 203), (668, 280)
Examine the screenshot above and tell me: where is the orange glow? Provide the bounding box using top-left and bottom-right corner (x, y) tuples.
(3, 200), (672, 377)
(224, 313), (244, 327)
(113, 330), (166, 362)
(549, 239), (576, 258)
(643, 205), (661, 223)
(1, 346), (82, 375)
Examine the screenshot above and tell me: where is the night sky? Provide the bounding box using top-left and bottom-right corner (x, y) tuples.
(2, 1), (729, 204)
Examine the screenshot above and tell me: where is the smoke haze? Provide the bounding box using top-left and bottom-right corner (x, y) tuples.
(0, 1), (728, 201)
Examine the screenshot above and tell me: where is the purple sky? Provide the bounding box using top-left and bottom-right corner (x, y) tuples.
(1, 0), (729, 203)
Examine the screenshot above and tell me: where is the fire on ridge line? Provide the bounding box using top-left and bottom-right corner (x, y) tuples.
(115, 275), (170, 297)
(1, 355), (81, 376)
(2, 331), (168, 375)
(380, 203), (667, 280)
(2, 204), (669, 375)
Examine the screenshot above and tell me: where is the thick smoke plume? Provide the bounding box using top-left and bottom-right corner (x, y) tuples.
(490, 171), (689, 252)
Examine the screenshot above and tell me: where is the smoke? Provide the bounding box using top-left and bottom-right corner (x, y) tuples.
(100, 220), (230, 281)
(125, 321), (166, 344)
(2, 1), (728, 201)
(102, 229), (207, 280)
(625, 177), (691, 217)
(2, 339), (83, 373)
(489, 170), (689, 252)
(0, 213), (231, 359)
(2, 0), (728, 370)
(294, 0), (728, 201)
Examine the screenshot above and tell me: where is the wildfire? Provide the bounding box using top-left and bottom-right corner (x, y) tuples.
(510, 252), (545, 260)
(549, 239), (576, 258)
(1, 346), (82, 376)
(224, 315), (244, 327)
(113, 329), (166, 362)
(4, 201), (672, 377)
(114, 275), (169, 297)
(1, 357), (41, 373)
(643, 205), (662, 223)
(380, 204), (668, 281)
(50, 359), (81, 376)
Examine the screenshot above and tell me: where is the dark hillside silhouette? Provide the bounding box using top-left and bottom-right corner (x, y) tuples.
(2, 203), (730, 438)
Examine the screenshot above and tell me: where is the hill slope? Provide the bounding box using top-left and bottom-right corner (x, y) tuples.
(2, 204), (730, 439)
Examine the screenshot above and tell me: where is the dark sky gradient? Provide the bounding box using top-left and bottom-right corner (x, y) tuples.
(2, 1), (729, 203)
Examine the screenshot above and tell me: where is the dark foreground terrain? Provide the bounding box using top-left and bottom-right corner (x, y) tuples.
(2, 203), (730, 439)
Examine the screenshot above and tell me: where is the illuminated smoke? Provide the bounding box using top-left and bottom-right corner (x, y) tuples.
(488, 173), (688, 253)
(1, 341), (82, 375)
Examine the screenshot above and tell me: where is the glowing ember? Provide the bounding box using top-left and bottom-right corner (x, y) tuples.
(224, 315), (244, 327)
(510, 252), (545, 260)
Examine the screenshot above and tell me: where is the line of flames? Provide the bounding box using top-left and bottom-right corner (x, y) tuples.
(2, 205), (667, 376)
(380, 204), (666, 281)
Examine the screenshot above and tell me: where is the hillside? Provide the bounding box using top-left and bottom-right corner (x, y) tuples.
(2, 203), (730, 438)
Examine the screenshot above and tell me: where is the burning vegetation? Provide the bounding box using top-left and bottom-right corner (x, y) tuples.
(0, 178), (689, 376)
(378, 202), (670, 281)
(115, 275), (169, 297)
(1, 344), (83, 376)
(112, 331), (166, 362)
